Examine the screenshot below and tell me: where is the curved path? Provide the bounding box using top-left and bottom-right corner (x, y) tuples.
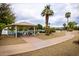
(0, 32), (76, 56)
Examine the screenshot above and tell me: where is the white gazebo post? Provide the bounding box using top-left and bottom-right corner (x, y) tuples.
(33, 26), (36, 36)
(7, 27), (9, 36)
(15, 25), (17, 38)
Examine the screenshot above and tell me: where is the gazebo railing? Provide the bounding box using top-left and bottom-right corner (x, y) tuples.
(8, 30), (37, 37)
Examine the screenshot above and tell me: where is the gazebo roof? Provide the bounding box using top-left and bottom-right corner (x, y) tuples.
(8, 22), (36, 26)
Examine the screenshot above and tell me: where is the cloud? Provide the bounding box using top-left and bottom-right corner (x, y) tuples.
(11, 3), (79, 27)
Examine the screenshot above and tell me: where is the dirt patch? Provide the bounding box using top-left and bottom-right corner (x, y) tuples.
(36, 31), (65, 40)
(0, 35), (26, 46)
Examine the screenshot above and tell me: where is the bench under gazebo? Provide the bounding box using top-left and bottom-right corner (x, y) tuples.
(7, 22), (37, 37)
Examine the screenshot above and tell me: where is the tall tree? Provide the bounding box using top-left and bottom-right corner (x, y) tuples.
(65, 12), (71, 27)
(0, 3), (15, 35)
(41, 5), (54, 35)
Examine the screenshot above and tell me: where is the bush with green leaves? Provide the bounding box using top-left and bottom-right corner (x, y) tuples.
(0, 23), (6, 35)
(68, 21), (77, 31)
(50, 28), (56, 33)
(37, 24), (43, 30)
(0, 23), (5, 30)
(45, 27), (56, 35)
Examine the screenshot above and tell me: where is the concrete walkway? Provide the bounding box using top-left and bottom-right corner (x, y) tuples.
(0, 32), (76, 56)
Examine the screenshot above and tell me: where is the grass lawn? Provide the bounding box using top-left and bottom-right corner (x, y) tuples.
(0, 36), (26, 46)
(12, 31), (79, 56)
(36, 31), (65, 40)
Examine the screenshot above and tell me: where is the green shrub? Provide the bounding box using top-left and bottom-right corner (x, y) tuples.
(45, 27), (56, 36)
(50, 28), (56, 33)
(68, 28), (73, 32)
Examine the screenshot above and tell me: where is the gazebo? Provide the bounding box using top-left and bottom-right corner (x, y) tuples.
(7, 22), (37, 37)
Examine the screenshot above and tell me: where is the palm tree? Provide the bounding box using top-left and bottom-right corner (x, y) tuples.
(65, 12), (71, 27)
(41, 5), (54, 35)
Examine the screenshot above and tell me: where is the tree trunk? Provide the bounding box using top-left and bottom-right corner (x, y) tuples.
(46, 14), (49, 28)
(0, 30), (2, 36)
(45, 14), (49, 35)
(67, 18), (69, 31)
(67, 18), (69, 26)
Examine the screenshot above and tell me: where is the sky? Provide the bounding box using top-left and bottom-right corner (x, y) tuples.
(11, 3), (79, 27)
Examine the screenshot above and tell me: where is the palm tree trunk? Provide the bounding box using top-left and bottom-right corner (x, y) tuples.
(45, 14), (49, 35)
(67, 18), (69, 31)
(67, 18), (69, 26)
